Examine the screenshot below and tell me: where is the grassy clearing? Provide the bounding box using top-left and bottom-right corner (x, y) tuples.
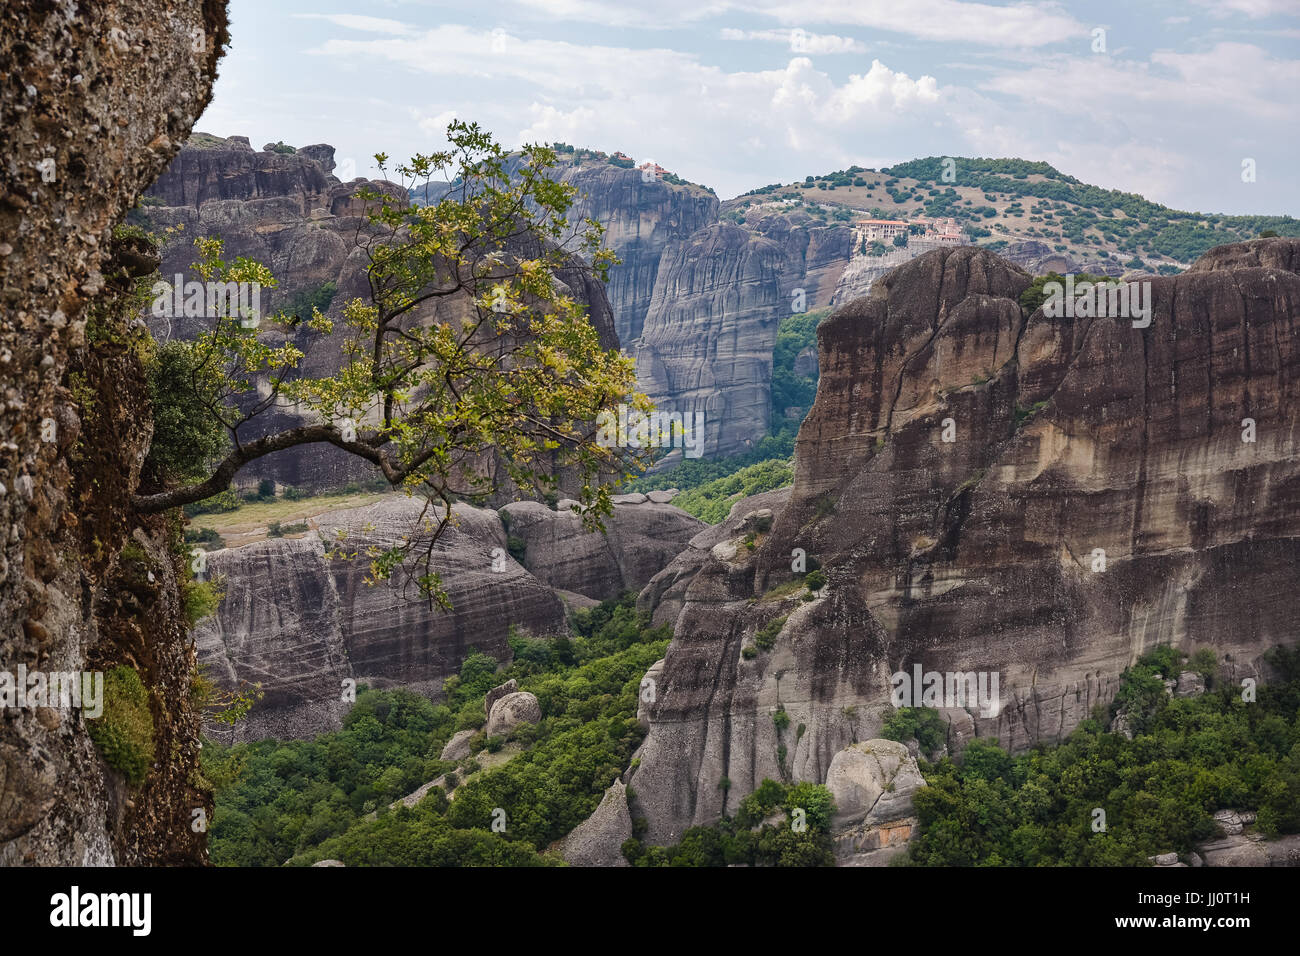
(193, 490), (393, 547)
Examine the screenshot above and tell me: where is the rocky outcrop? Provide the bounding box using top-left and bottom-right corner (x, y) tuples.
(0, 0), (227, 866)
(440, 730), (477, 761)
(635, 224), (788, 458)
(637, 486), (791, 628)
(551, 161), (718, 348)
(195, 498), (565, 742)
(1198, 833), (1300, 866)
(825, 739), (925, 831)
(634, 210), (854, 457)
(560, 779), (633, 867)
(137, 137), (620, 494)
(502, 498), (703, 601)
(629, 239), (1300, 846)
(485, 691), (541, 737)
(484, 679), (519, 720)
(196, 495), (697, 740)
(826, 739), (925, 866)
(1187, 237), (1300, 275)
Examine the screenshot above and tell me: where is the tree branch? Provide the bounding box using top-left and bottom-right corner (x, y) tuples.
(132, 425), (394, 513)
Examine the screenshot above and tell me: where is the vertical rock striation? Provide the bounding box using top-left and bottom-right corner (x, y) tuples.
(630, 240), (1300, 845)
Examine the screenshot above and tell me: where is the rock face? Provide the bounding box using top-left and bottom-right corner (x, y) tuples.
(0, 0), (226, 867)
(637, 486), (791, 628)
(502, 499), (703, 601)
(440, 730), (478, 762)
(635, 224), (788, 458)
(137, 137), (620, 493)
(430, 161), (851, 457)
(633, 210), (854, 456)
(560, 780), (633, 867)
(546, 161), (719, 348)
(485, 692), (542, 737)
(825, 739), (925, 831)
(484, 680), (519, 720)
(629, 239), (1300, 846)
(195, 498), (565, 742)
(826, 739), (925, 866)
(637, 660), (666, 729)
(196, 496), (695, 740)
(1199, 833), (1300, 866)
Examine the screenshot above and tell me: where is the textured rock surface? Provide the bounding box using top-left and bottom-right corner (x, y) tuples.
(485, 691), (542, 737)
(630, 239), (1300, 845)
(825, 739), (925, 830)
(1199, 832), (1300, 867)
(546, 162), (719, 348)
(138, 137), (620, 493)
(560, 779), (632, 867)
(637, 486), (791, 628)
(822, 740), (925, 866)
(637, 659), (666, 729)
(0, 0), (226, 866)
(635, 211), (853, 456)
(440, 729), (478, 762)
(502, 499), (703, 601)
(484, 679), (519, 720)
(198, 495), (696, 740)
(195, 498), (565, 742)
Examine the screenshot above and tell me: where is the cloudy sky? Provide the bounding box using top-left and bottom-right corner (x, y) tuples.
(199, 0), (1299, 215)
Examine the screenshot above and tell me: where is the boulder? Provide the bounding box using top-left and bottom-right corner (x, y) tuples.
(1175, 671), (1206, 697)
(1214, 808), (1246, 836)
(484, 679), (518, 720)
(440, 730), (478, 762)
(486, 692), (542, 737)
(825, 739), (926, 831)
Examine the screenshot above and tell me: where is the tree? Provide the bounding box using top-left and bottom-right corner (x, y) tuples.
(134, 121), (651, 602)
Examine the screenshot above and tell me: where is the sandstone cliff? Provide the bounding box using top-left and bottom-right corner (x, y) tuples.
(148, 142), (860, 460)
(629, 239), (1300, 845)
(137, 137), (620, 493)
(196, 496), (701, 741)
(0, 0), (227, 865)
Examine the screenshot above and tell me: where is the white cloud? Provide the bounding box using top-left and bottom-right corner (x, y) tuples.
(292, 14), (414, 35)
(720, 27), (868, 54)
(416, 109), (459, 139)
(983, 42), (1297, 123)
(1189, 0), (1300, 17)
(308, 25), (947, 194)
(509, 0), (1087, 46)
(237, 8), (1298, 213)
(754, 0), (1086, 46)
